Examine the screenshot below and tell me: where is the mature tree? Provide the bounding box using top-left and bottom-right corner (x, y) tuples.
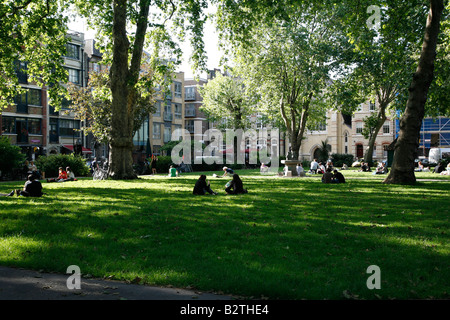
(0, 0), (69, 111)
(384, 0), (446, 184)
(344, 2), (430, 165)
(425, 1), (450, 117)
(198, 72), (254, 164)
(72, 0), (209, 179)
(67, 65), (156, 146)
(198, 72), (252, 130)
(216, 3), (349, 160)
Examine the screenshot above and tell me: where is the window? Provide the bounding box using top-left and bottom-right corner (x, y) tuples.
(185, 104), (196, 117)
(164, 103), (172, 121)
(15, 61), (28, 83)
(369, 100), (376, 111)
(152, 123), (161, 139)
(28, 118), (42, 135)
(59, 119), (80, 137)
(174, 82), (182, 98)
(372, 145), (377, 158)
(383, 121), (390, 134)
(186, 120), (195, 133)
(92, 63), (100, 73)
(356, 122), (363, 134)
(50, 118), (59, 143)
(14, 91), (28, 113)
(163, 126), (171, 143)
(152, 145), (161, 155)
(28, 89), (42, 106)
(173, 125), (182, 140)
(255, 116), (263, 129)
(174, 104), (182, 119)
(66, 43), (80, 60)
(153, 101), (161, 117)
(133, 118), (148, 146)
(1, 117), (41, 135)
(14, 89), (42, 113)
(185, 87), (196, 100)
(311, 121), (327, 132)
(68, 68), (81, 84)
(2, 117), (15, 134)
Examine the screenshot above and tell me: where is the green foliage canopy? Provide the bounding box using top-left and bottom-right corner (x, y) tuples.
(0, 0), (69, 111)
(0, 136), (26, 174)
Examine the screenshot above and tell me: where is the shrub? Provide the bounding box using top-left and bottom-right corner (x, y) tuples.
(152, 156), (173, 174)
(0, 136), (25, 176)
(331, 153), (355, 167)
(35, 154), (90, 178)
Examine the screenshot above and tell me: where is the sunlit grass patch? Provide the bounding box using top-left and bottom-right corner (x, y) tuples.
(0, 169), (448, 299)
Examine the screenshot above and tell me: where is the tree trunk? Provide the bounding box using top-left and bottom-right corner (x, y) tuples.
(364, 104), (387, 165)
(384, 0), (444, 184)
(108, 0), (136, 180)
(108, 0), (150, 180)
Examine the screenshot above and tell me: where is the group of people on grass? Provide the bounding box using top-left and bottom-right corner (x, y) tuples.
(308, 159), (335, 174)
(193, 167), (248, 196)
(5, 156), (450, 199)
(47, 167), (77, 183)
(1, 165), (79, 198)
(321, 168), (346, 184)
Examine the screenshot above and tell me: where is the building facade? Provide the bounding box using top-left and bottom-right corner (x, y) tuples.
(47, 30), (89, 157)
(281, 100), (397, 163)
(145, 72), (186, 158)
(1, 30), (90, 161)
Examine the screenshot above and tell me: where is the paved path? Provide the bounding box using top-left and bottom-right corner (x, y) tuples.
(0, 266), (234, 300)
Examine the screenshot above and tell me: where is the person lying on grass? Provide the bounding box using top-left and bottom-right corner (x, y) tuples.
(225, 174), (248, 195)
(193, 175), (218, 195)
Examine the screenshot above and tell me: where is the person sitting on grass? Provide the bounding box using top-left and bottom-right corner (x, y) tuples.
(65, 166), (77, 182)
(10, 174), (43, 197)
(322, 168), (334, 183)
(168, 165), (178, 177)
(415, 161), (424, 172)
(193, 175), (217, 195)
(359, 162), (371, 172)
(374, 162), (388, 174)
(332, 169), (346, 183)
(317, 162), (326, 174)
(296, 163), (305, 177)
(225, 174), (248, 195)
(309, 158), (319, 174)
(440, 163), (450, 175)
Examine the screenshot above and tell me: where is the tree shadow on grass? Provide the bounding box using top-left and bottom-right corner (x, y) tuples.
(0, 177), (448, 299)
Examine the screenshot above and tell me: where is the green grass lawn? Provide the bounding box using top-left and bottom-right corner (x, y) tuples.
(0, 169), (449, 299)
